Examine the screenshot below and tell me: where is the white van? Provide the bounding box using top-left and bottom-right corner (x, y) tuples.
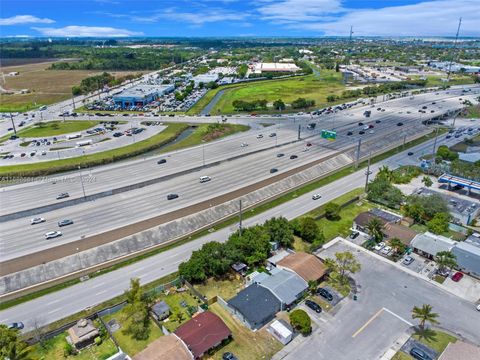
(199, 176), (211, 183)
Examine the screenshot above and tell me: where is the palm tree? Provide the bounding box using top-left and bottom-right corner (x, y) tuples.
(366, 218), (384, 243)
(411, 304), (439, 330)
(422, 176), (433, 188)
(435, 251), (457, 275)
(389, 238), (406, 254)
(308, 280), (317, 295)
(377, 166), (393, 183)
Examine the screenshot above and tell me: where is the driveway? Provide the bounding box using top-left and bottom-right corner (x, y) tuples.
(275, 240), (480, 360)
(443, 275), (480, 303)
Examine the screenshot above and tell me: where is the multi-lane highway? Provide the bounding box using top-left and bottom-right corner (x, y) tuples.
(0, 87), (478, 264)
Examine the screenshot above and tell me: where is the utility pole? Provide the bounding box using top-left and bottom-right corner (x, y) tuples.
(447, 18), (462, 82)
(298, 124), (301, 140)
(78, 166), (86, 199)
(9, 112), (17, 136)
(432, 127), (439, 160)
(355, 138), (362, 168)
(238, 199), (243, 236)
(365, 152), (372, 191)
(71, 93), (76, 110)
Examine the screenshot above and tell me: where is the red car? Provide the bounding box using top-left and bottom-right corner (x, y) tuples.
(452, 272), (464, 282)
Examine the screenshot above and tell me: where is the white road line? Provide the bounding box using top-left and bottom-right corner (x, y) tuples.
(47, 308), (60, 314)
(96, 290), (108, 296)
(382, 307), (414, 326)
(47, 299), (61, 305)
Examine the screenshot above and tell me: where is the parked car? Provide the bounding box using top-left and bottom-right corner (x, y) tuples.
(452, 271), (464, 282)
(31, 217), (46, 225)
(312, 194), (321, 200)
(374, 242), (385, 251)
(349, 231), (360, 239)
(317, 288), (333, 301)
(167, 193), (179, 200)
(56, 192), (70, 200)
(381, 246), (392, 255)
(8, 322), (24, 330)
(403, 256), (414, 265)
(157, 158), (167, 164)
(305, 299), (322, 313)
(45, 231), (62, 239)
(222, 352), (238, 360)
(410, 347), (432, 360)
(58, 219), (74, 227)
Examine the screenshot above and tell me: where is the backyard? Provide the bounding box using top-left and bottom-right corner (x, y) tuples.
(194, 276), (244, 302)
(209, 302), (283, 360)
(158, 290), (203, 332)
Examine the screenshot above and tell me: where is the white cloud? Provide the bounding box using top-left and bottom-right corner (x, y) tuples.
(257, 0), (344, 22)
(0, 15), (55, 26)
(132, 8), (249, 25)
(32, 26), (143, 37)
(279, 0), (480, 36)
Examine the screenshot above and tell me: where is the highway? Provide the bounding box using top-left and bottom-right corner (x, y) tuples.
(0, 88), (478, 262)
(0, 127), (469, 332)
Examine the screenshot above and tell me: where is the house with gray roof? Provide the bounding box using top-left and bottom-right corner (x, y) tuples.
(410, 232), (457, 259)
(151, 300), (171, 321)
(227, 284), (281, 330)
(452, 241), (480, 278)
(253, 267), (308, 310)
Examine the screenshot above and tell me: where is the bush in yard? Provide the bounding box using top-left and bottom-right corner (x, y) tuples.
(94, 336), (102, 346)
(427, 212), (451, 234)
(299, 217), (319, 243)
(63, 341), (75, 357)
(324, 202), (341, 221)
(289, 309), (312, 335)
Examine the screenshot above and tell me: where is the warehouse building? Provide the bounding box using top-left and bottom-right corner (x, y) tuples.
(113, 84), (174, 108)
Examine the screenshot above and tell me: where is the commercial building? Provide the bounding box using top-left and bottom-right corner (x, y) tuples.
(251, 62), (301, 74)
(112, 84), (174, 108)
(192, 73), (219, 86)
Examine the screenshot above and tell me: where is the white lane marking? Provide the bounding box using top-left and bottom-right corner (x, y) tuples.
(96, 290), (108, 296)
(47, 299), (61, 305)
(383, 307), (414, 326)
(47, 308), (60, 314)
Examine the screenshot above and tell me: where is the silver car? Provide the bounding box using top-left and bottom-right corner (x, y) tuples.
(45, 231), (62, 239)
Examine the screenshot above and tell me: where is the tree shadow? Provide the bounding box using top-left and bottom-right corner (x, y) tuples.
(414, 327), (437, 343)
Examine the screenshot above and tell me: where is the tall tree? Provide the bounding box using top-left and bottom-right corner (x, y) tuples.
(427, 213), (451, 234)
(389, 238), (406, 254)
(421, 176), (433, 188)
(411, 304), (439, 330)
(299, 217), (319, 243)
(334, 251), (361, 280)
(377, 166), (394, 183)
(366, 218), (384, 243)
(0, 325), (31, 360)
(435, 251), (457, 275)
(273, 99), (286, 111)
(263, 217), (294, 248)
(324, 202), (341, 221)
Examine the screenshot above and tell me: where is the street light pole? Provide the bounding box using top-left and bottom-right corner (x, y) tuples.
(202, 143), (205, 167)
(9, 112), (17, 136)
(238, 199), (243, 236)
(78, 166), (86, 199)
(365, 151), (372, 191)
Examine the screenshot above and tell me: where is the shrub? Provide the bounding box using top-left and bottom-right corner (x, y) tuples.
(289, 309), (312, 335)
(94, 336), (102, 345)
(63, 342), (75, 357)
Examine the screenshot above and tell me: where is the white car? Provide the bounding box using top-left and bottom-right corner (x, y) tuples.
(381, 246), (392, 255)
(240, 142), (248, 147)
(363, 125), (370, 130)
(369, 130), (375, 134)
(31, 217), (46, 225)
(312, 194), (321, 200)
(256, 134), (263, 139)
(476, 304), (480, 311)
(374, 242), (385, 251)
(45, 231), (62, 239)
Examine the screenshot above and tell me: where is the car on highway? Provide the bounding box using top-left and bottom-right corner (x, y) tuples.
(45, 231), (62, 239)
(269, 132), (277, 137)
(20, 153), (26, 157)
(407, 152), (414, 156)
(397, 122), (404, 126)
(56, 192), (70, 200)
(290, 155), (298, 159)
(358, 122), (364, 126)
(277, 153), (284, 158)
(157, 158), (167, 164)
(312, 194), (321, 200)
(374, 242), (385, 251)
(8, 322), (24, 330)
(305, 299), (322, 313)
(369, 130), (374, 134)
(403, 256), (414, 265)
(240, 142), (248, 147)
(317, 288), (333, 301)
(199, 176), (211, 183)
(476, 304), (480, 312)
(347, 131), (353, 136)
(256, 134), (263, 139)
(306, 142), (312, 147)
(359, 131), (365, 135)
(452, 271), (464, 282)
(113, 132), (123, 137)
(31, 217), (46, 225)
(167, 193), (179, 200)
(410, 347), (432, 360)
(270, 168), (278, 174)
(58, 219), (74, 227)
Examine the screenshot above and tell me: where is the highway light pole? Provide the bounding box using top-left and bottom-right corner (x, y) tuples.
(238, 199), (243, 236)
(365, 152), (372, 191)
(202, 143), (205, 167)
(78, 166), (86, 199)
(355, 138), (362, 168)
(9, 112), (17, 136)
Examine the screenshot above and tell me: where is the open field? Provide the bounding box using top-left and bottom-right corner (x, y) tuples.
(194, 276), (244, 301)
(5, 120), (101, 140)
(209, 302), (283, 360)
(0, 61), (142, 112)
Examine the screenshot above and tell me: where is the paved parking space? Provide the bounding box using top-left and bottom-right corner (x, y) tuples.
(401, 338), (438, 360)
(443, 275), (480, 303)
(398, 253), (434, 275)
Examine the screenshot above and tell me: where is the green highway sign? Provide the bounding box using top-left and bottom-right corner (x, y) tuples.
(321, 129), (337, 140)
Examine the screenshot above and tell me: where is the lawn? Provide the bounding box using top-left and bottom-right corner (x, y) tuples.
(8, 120), (100, 139)
(102, 308), (162, 356)
(209, 302), (283, 360)
(391, 351), (414, 360)
(412, 329), (457, 353)
(194, 276), (244, 302)
(159, 290), (202, 332)
(30, 322), (118, 360)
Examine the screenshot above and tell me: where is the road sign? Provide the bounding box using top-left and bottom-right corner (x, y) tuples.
(321, 129), (337, 140)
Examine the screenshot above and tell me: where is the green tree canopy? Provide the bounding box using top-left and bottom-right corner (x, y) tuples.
(427, 212), (451, 234)
(411, 304), (439, 330)
(0, 325), (31, 360)
(435, 251), (457, 274)
(273, 99), (286, 111)
(366, 218), (384, 243)
(289, 309), (312, 335)
(263, 217), (294, 248)
(324, 202), (341, 221)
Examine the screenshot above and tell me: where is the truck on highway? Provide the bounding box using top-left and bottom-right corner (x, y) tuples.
(76, 139), (92, 147)
(67, 133), (82, 140)
(363, 110), (371, 117)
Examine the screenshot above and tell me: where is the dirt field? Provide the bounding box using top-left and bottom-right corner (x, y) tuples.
(0, 61), (142, 112)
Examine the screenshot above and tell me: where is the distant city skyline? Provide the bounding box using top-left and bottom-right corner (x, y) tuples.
(1, 0), (480, 38)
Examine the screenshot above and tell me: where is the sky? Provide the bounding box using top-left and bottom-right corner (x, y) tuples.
(1, 0), (479, 38)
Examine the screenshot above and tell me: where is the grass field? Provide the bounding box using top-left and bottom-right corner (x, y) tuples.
(6, 120), (100, 140)
(209, 302), (283, 360)
(0, 61), (142, 112)
(160, 291), (201, 332)
(412, 330), (457, 353)
(391, 351), (414, 360)
(194, 276), (244, 301)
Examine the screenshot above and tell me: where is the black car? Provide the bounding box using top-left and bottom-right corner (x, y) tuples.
(397, 122), (404, 126)
(277, 153), (284, 158)
(358, 122), (364, 126)
(270, 168), (278, 174)
(8, 322), (24, 330)
(305, 299), (322, 313)
(422, 106), (427, 109)
(269, 132), (277, 137)
(58, 219), (74, 227)
(223, 352), (238, 360)
(347, 131), (353, 136)
(317, 288), (334, 301)
(410, 348), (432, 360)
(56, 192), (70, 200)
(113, 132), (123, 137)
(359, 131), (365, 135)
(290, 155), (298, 159)
(167, 193), (179, 200)
(349, 231), (360, 239)
(446, 135), (452, 139)
(375, 120), (381, 123)
(407, 152), (414, 156)
(157, 158), (167, 164)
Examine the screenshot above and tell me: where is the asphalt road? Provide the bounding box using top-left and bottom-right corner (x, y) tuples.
(0, 129), (468, 331)
(281, 240), (480, 360)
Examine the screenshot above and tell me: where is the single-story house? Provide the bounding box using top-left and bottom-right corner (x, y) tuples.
(438, 340), (480, 360)
(353, 212), (388, 233)
(133, 334), (193, 360)
(267, 249), (292, 266)
(175, 311), (231, 359)
(151, 300), (171, 321)
(276, 252), (327, 282)
(410, 232), (457, 259)
(253, 267), (308, 310)
(382, 223), (418, 246)
(369, 208), (402, 223)
(452, 241), (480, 278)
(268, 320), (293, 345)
(67, 319), (99, 349)
(228, 284), (281, 330)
